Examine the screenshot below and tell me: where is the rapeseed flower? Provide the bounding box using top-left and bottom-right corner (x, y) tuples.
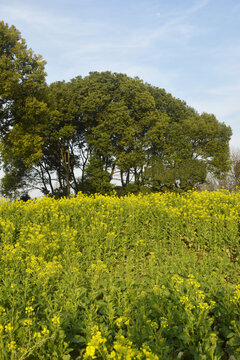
(7, 341), (17, 350)
(51, 315), (61, 326)
(5, 323), (13, 332)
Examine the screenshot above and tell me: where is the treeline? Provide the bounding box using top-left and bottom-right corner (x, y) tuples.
(0, 21), (232, 198)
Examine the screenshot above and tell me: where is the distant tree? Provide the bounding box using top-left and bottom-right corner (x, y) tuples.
(232, 151), (240, 189)
(199, 148), (240, 192)
(219, 148), (240, 191)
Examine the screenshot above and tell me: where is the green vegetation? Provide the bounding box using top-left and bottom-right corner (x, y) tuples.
(0, 190), (240, 359)
(0, 21), (232, 198)
(0, 21), (48, 196)
(0, 20), (238, 360)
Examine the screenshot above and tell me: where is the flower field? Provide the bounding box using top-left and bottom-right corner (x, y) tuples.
(0, 190), (240, 359)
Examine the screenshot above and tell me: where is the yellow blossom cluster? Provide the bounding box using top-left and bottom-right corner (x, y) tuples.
(231, 284), (240, 304)
(0, 190), (239, 358)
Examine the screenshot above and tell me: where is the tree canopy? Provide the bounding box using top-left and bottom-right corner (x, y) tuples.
(0, 21), (48, 197)
(0, 22), (232, 198)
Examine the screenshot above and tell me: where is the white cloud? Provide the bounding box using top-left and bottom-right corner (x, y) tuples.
(1, 3), (71, 31)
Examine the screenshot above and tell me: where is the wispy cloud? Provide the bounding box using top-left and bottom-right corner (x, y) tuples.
(1, 3), (70, 31)
(155, 0), (210, 20)
(1, 0), (209, 53)
(184, 0), (210, 16)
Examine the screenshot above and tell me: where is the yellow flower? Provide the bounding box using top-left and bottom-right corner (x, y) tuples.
(116, 317), (123, 327)
(110, 350), (116, 359)
(25, 306), (34, 314)
(187, 275), (200, 288)
(7, 341), (17, 350)
(150, 321), (158, 330)
(180, 296), (195, 310)
(18, 347), (27, 354)
(41, 327), (50, 335)
(160, 317), (168, 328)
(33, 332), (42, 339)
(198, 302), (210, 310)
(85, 345), (96, 358)
(5, 323), (13, 332)
(231, 284), (240, 304)
(0, 306), (6, 315)
(51, 315), (60, 326)
(172, 275), (183, 284)
(116, 316), (130, 327)
(23, 319), (33, 326)
(196, 290), (205, 300)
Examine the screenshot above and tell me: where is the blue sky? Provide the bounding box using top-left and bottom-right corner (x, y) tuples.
(1, 0), (240, 148)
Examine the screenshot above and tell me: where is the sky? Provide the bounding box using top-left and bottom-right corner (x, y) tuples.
(1, 0), (240, 148)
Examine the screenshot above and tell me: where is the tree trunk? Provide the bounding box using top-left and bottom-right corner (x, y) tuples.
(61, 148), (70, 198)
(120, 170), (125, 187)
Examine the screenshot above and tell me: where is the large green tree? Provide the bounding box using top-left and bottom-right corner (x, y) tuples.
(40, 79), (86, 197)
(0, 21), (48, 197)
(144, 85), (232, 191)
(78, 72), (232, 193)
(79, 72), (167, 191)
(0, 25), (232, 199)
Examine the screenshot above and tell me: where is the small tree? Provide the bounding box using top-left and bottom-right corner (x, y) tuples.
(220, 148), (240, 191)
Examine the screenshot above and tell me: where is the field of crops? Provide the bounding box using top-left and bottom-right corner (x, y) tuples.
(0, 190), (240, 359)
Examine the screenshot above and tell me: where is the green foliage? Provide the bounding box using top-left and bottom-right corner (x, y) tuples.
(144, 87), (232, 191)
(0, 22), (232, 197)
(84, 153), (113, 194)
(0, 21), (48, 197)
(145, 157), (207, 192)
(0, 21), (47, 133)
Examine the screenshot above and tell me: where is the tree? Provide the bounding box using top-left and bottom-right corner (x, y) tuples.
(79, 72), (166, 190)
(231, 149), (240, 189)
(0, 47), (232, 196)
(44, 80), (82, 197)
(144, 85), (232, 191)
(0, 21), (48, 196)
(79, 72), (231, 193)
(39, 77), (90, 197)
(206, 148), (240, 191)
